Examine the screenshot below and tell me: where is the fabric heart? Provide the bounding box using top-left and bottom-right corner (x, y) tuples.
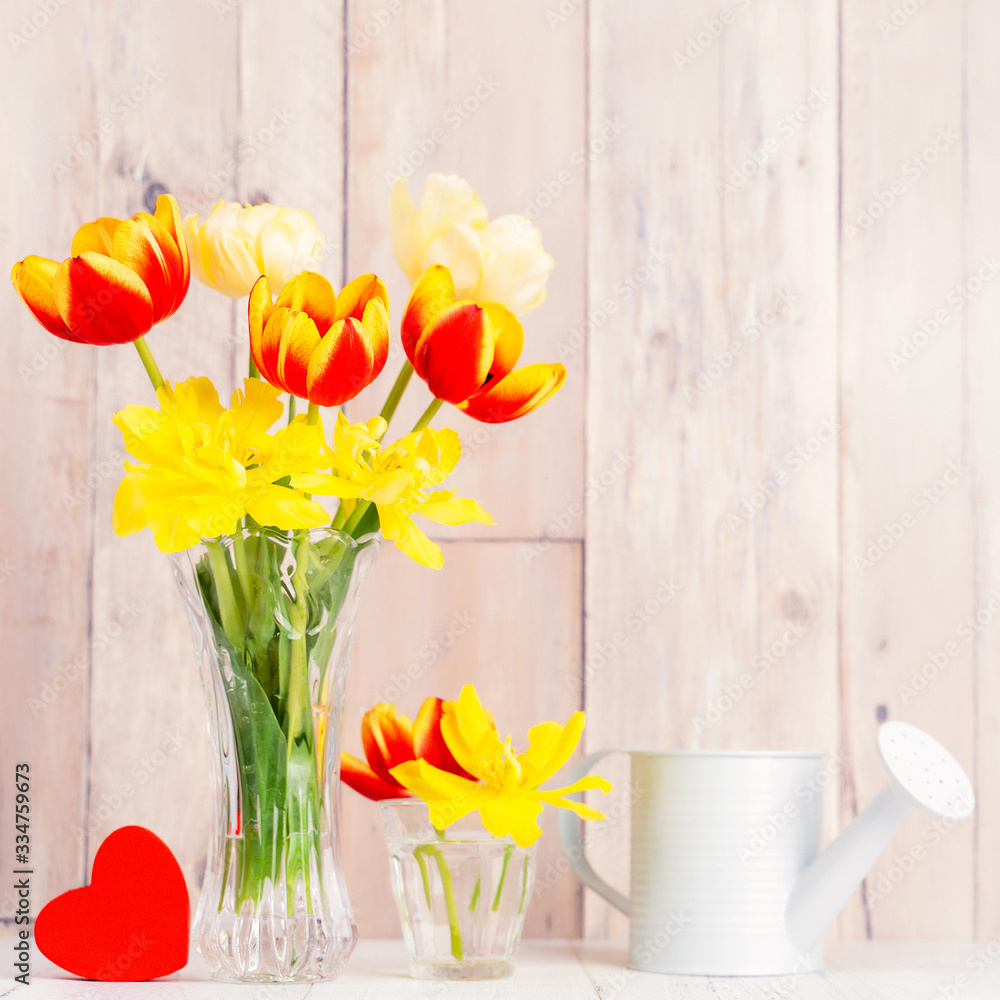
(34, 826), (189, 981)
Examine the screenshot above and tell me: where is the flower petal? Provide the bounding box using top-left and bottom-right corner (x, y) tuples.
(417, 494), (493, 526)
(413, 698), (475, 779)
(519, 713), (585, 787)
(341, 751), (409, 801)
(400, 265), (456, 368)
(53, 252), (154, 345)
(71, 217), (120, 257)
(305, 315), (380, 407)
(440, 686), (497, 781)
(459, 363), (566, 423)
(241, 485), (329, 532)
(11, 256), (80, 341)
(274, 271), (337, 333)
(362, 704), (415, 784)
(112, 213), (183, 322)
(421, 223), (484, 301)
(335, 272), (389, 324)
(248, 276), (276, 381)
(477, 795), (545, 847)
(153, 193), (191, 298)
(389, 758), (491, 829)
(415, 302), (493, 404)
(276, 311), (321, 399)
(482, 303), (523, 380)
(377, 504), (443, 569)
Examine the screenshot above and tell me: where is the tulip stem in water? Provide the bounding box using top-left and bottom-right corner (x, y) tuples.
(415, 844), (464, 961)
(378, 361), (414, 434)
(412, 396), (443, 432)
(133, 336), (165, 392)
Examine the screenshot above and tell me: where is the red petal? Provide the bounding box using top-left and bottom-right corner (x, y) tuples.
(305, 317), (376, 407)
(401, 265), (456, 371)
(335, 273), (389, 323)
(483, 303), (523, 380)
(248, 276), (275, 382)
(11, 256), (81, 341)
(153, 193), (190, 304)
(415, 302), (493, 404)
(459, 363), (567, 423)
(53, 252), (154, 345)
(413, 697), (475, 779)
(361, 705), (415, 784)
(113, 213), (183, 323)
(341, 752), (409, 801)
(276, 311), (321, 399)
(259, 307), (295, 392)
(274, 271), (337, 333)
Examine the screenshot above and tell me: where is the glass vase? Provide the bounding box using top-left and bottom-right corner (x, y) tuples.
(171, 525), (379, 982)
(380, 799), (537, 980)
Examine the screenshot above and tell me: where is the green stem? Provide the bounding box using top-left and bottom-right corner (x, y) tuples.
(378, 360), (414, 435)
(249, 354), (260, 379)
(412, 396), (443, 432)
(287, 394), (297, 424)
(307, 402), (320, 426)
(517, 853), (531, 915)
(205, 540), (241, 644)
(416, 844), (463, 960)
(133, 336), (165, 391)
(285, 531), (312, 757)
(231, 531), (252, 612)
(342, 500), (371, 536)
(492, 843), (515, 911)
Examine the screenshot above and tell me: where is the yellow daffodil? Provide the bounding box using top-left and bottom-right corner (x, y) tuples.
(291, 414), (492, 569)
(390, 173), (554, 315)
(389, 685), (612, 847)
(184, 201), (326, 297)
(112, 377), (330, 552)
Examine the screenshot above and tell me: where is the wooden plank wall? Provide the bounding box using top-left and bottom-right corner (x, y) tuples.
(0, 0), (993, 944)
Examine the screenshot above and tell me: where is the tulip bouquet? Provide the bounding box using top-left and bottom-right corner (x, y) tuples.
(343, 685), (610, 977)
(11, 174), (567, 981)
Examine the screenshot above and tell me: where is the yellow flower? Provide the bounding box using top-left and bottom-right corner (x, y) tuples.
(390, 173), (554, 315)
(292, 414), (492, 569)
(184, 201), (326, 297)
(389, 685), (612, 847)
(112, 377), (330, 552)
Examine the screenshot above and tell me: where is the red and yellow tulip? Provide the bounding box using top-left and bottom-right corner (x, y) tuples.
(11, 193), (190, 345)
(341, 698), (480, 801)
(401, 264), (566, 423)
(249, 271), (390, 407)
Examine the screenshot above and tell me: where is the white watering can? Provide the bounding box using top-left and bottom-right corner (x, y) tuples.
(559, 722), (974, 975)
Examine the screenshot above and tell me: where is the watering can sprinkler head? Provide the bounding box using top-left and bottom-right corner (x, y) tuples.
(786, 721), (974, 953)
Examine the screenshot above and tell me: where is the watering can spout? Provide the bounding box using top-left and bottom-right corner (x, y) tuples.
(785, 722), (974, 953)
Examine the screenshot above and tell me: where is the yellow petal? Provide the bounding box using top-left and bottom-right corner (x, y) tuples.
(417, 493), (493, 527)
(440, 685), (497, 778)
(377, 504), (443, 569)
(390, 758), (491, 829)
(520, 712), (586, 787)
(242, 485), (330, 532)
(477, 795), (545, 847)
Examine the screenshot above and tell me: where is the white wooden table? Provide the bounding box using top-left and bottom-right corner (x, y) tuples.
(5, 939), (1000, 998)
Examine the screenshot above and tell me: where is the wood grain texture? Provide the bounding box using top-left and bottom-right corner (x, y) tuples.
(839, 0), (975, 939)
(583, 0), (840, 942)
(0, 0), (99, 921)
(0, 0), (991, 943)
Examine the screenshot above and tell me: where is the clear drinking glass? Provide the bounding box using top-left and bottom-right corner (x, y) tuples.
(380, 799), (537, 980)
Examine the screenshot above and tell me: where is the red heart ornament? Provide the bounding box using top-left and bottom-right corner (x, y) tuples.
(35, 826), (189, 981)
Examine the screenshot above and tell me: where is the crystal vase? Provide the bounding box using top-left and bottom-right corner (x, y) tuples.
(380, 799), (537, 980)
(171, 525), (379, 982)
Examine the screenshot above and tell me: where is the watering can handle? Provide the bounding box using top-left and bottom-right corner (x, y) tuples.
(557, 748), (631, 916)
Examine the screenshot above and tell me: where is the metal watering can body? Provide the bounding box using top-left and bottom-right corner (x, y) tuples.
(559, 722), (974, 976)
